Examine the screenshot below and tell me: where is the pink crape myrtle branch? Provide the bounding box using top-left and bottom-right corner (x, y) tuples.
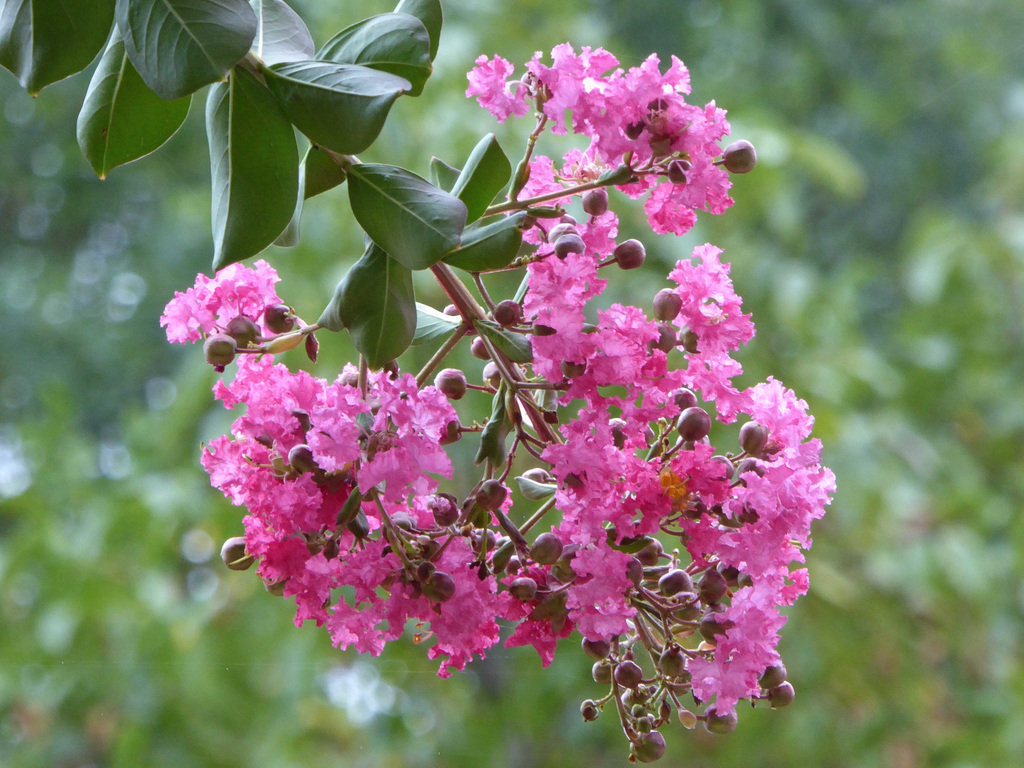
(161, 43), (834, 764)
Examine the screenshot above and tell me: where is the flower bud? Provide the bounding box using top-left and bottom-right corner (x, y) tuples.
(582, 187), (609, 216)
(225, 315), (259, 348)
(287, 444), (317, 474)
(759, 663), (788, 690)
(739, 420), (769, 456)
(658, 569), (694, 597)
(613, 239), (646, 269)
(626, 558), (644, 587)
(263, 304), (296, 334)
(482, 361), (500, 389)
(442, 304), (459, 316)
(561, 359), (587, 378)
(658, 646), (686, 678)
(678, 709), (698, 729)
(434, 368), (467, 400)
(667, 158), (691, 185)
(673, 388), (698, 411)
(614, 660), (643, 689)
(477, 479), (508, 511)
(470, 337), (490, 360)
(204, 334), (236, 367)
(680, 329), (699, 354)
(220, 537), (254, 571)
(625, 121), (646, 141)
(492, 300), (522, 327)
(698, 569), (729, 604)
(347, 509), (370, 539)
(305, 333), (319, 362)
(391, 511), (416, 531)
(652, 323), (677, 353)
(722, 140), (757, 173)
(530, 532), (563, 565)
(533, 324), (556, 337)
(422, 571), (456, 602)
(704, 705), (738, 734)
(580, 699), (600, 721)
(509, 576), (538, 601)
(631, 730), (666, 763)
(678, 407), (711, 442)
(583, 637), (612, 660)
(554, 233), (586, 259)
(635, 538), (663, 567)
(592, 661), (613, 684)
(264, 578), (287, 597)
(521, 467), (554, 485)
(768, 681), (795, 708)
(439, 420), (461, 445)
(652, 289), (682, 321)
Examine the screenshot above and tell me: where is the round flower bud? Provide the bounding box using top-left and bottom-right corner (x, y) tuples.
(477, 479), (508, 511)
(439, 420), (462, 445)
(509, 576), (538, 601)
(416, 561), (436, 582)
(652, 289), (682, 321)
(592, 661), (613, 684)
(704, 705), (738, 734)
(347, 510), (370, 539)
(204, 334), (237, 367)
(582, 187), (609, 216)
(722, 140), (757, 174)
(422, 571), (456, 603)
(493, 300), (522, 327)
(625, 121), (646, 141)
(442, 303), (460, 316)
(263, 304), (296, 334)
(673, 388), (698, 411)
(632, 730), (666, 763)
(482, 361), (500, 389)
(554, 233), (586, 259)
(700, 614), (729, 643)
(635, 538), (664, 567)
(613, 239), (646, 269)
(561, 359), (587, 378)
(667, 158), (692, 185)
(530, 532), (563, 565)
(658, 646), (686, 678)
(759, 663), (788, 690)
(470, 336), (490, 360)
(678, 709), (698, 729)
(658, 569), (694, 597)
(560, 214), (578, 225)
(580, 699), (600, 722)
(546, 223), (579, 243)
(609, 418), (628, 449)
(698, 568), (729, 604)
(264, 578), (287, 597)
(768, 681), (795, 708)
(224, 315), (259, 348)
(739, 420), (770, 456)
(582, 638), (612, 660)
(614, 660), (644, 689)
(652, 323), (677, 354)
(680, 329), (699, 354)
(625, 558), (643, 587)
(287, 444), (317, 474)
(635, 715), (653, 733)
(391, 512), (416, 531)
(521, 467), (554, 485)
(220, 537), (254, 571)
(434, 368), (467, 400)
(734, 457), (765, 482)
(678, 407), (712, 442)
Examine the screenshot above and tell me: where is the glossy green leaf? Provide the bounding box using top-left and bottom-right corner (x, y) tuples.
(443, 212), (525, 272)
(77, 29), (190, 179)
(475, 319), (534, 364)
(273, 156), (304, 247)
(393, 0), (441, 61)
(207, 66), (299, 270)
(302, 145), (348, 200)
(475, 384), (511, 467)
(317, 242), (416, 368)
(514, 475), (556, 501)
(263, 61), (410, 154)
(250, 0), (314, 66)
(413, 302), (459, 345)
(0, 0), (114, 95)
(450, 134), (511, 223)
(116, 0), (257, 100)
(347, 163), (467, 271)
(428, 156), (461, 193)
(317, 13), (431, 97)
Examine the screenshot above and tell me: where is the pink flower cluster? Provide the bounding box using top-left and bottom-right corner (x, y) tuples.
(467, 44), (734, 235)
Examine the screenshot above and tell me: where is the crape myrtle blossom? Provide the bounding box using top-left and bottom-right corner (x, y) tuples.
(164, 41), (832, 763)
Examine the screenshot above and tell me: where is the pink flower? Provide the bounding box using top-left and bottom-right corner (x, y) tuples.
(465, 55), (530, 122)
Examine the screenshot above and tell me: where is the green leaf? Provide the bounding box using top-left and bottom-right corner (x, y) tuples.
(273, 156), (304, 247)
(317, 241), (416, 368)
(77, 29), (190, 179)
(413, 302), (459, 345)
(318, 13), (431, 97)
(475, 320), (534, 364)
(393, 0), (441, 61)
(250, 0), (314, 66)
(207, 66), (299, 270)
(302, 145), (347, 200)
(514, 475), (556, 501)
(443, 213), (525, 272)
(116, 0), (257, 100)
(0, 0), (115, 95)
(475, 384), (511, 467)
(263, 61), (410, 154)
(347, 163), (467, 271)
(428, 156), (461, 193)
(450, 134), (511, 223)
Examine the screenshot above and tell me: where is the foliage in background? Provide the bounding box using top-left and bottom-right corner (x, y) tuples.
(2, 0), (1023, 766)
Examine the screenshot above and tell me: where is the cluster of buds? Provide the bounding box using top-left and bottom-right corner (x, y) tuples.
(162, 44), (833, 762)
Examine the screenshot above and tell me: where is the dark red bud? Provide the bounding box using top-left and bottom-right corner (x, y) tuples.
(678, 407), (712, 442)
(470, 336), (490, 360)
(434, 368), (467, 400)
(767, 681), (795, 708)
(583, 638), (612, 660)
(653, 289), (682, 321)
(722, 140), (757, 173)
(582, 187), (609, 216)
(287, 444), (317, 474)
(614, 660), (644, 689)
(531, 532), (563, 565)
(547, 222), (580, 243)
(224, 315), (259, 348)
(704, 705), (738, 734)
(477, 479), (508, 511)
(739, 421), (770, 456)
(509, 576), (538, 601)
(613, 239), (646, 269)
(493, 300), (522, 327)
(554, 233), (586, 259)
(220, 537), (254, 571)
(422, 571), (456, 602)
(204, 334), (236, 367)
(263, 304), (296, 334)
(658, 569), (694, 596)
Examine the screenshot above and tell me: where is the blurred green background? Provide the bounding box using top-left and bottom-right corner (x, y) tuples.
(2, 1), (1023, 766)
